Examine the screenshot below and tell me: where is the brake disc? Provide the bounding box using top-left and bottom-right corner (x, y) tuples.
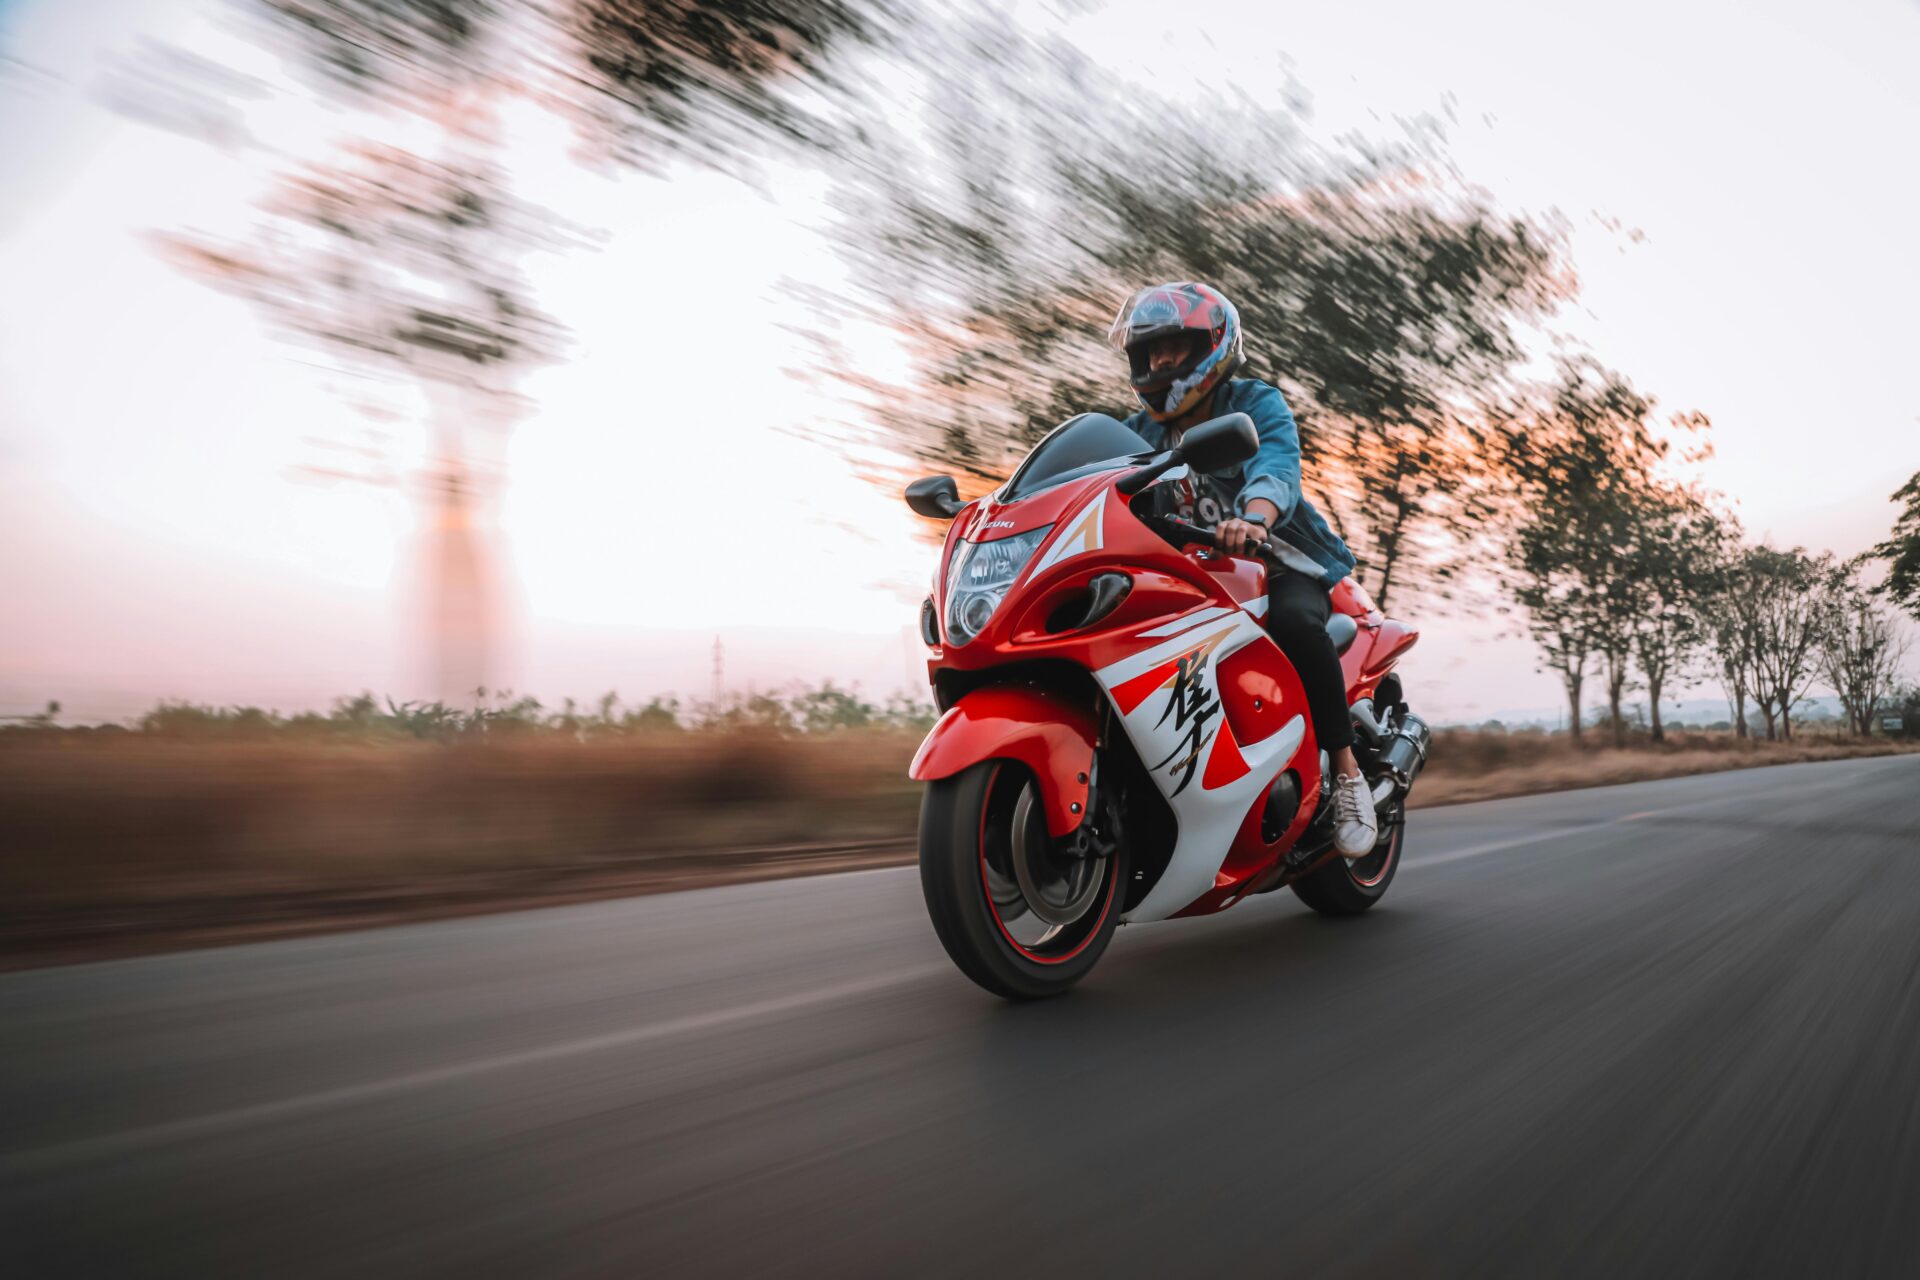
(1009, 784), (1104, 928)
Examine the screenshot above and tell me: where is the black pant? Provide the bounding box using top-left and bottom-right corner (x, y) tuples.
(1266, 571), (1353, 753)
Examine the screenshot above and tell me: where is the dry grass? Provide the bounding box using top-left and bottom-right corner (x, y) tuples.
(0, 732), (922, 908)
(1411, 728), (1919, 808)
(2, 726), (1913, 964)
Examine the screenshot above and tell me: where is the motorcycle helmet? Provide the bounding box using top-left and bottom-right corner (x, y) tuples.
(1107, 281), (1244, 423)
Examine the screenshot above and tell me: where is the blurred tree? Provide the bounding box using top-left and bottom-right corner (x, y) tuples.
(250, 1), (880, 147)
(1698, 513), (1760, 739)
(158, 140), (567, 701)
(561, 0), (881, 172)
(1891, 684), (1920, 740)
(148, 0), (892, 699)
(1624, 481), (1728, 742)
(1498, 360), (1667, 745)
(1819, 562), (1910, 737)
(734, 691), (799, 735)
(1742, 545), (1832, 741)
(789, 680), (876, 732)
(628, 695), (684, 731)
(1594, 547), (1641, 750)
(813, 12), (1572, 608)
(1871, 470), (1920, 622)
(875, 689), (938, 732)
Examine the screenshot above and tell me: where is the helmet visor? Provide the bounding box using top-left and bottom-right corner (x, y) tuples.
(1107, 286), (1192, 351)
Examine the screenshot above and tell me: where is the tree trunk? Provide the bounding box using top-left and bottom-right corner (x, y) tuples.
(1647, 669), (1665, 742)
(1605, 652), (1629, 747)
(1319, 493), (1350, 547)
(1565, 673), (1584, 743)
(1371, 498), (1411, 614)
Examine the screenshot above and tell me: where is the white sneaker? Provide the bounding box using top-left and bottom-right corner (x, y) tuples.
(1331, 772), (1380, 858)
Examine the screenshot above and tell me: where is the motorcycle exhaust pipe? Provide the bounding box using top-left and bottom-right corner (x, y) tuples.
(1378, 711), (1432, 793)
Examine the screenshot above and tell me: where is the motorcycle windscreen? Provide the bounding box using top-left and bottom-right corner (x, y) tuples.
(1001, 414), (1154, 502)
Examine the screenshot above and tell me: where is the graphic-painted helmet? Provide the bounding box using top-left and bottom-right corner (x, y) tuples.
(1107, 282), (1244, 423)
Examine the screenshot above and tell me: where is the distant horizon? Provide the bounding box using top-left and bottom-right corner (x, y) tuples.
(0, 686), (1861, 729)
(0, 660), (1874, 737)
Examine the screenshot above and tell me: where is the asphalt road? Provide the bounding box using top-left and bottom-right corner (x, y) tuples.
(6, 753), (1920, 1278)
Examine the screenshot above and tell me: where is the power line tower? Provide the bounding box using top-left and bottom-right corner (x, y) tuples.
(711, 636), (726, 710)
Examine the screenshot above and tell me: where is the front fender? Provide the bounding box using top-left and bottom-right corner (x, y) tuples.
(909, 686), (1096, 837)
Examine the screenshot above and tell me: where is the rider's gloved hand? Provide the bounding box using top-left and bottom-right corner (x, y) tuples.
(1215, 517), (1268, 556)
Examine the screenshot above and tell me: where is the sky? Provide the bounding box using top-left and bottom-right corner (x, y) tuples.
(1, 0), (1916, 724)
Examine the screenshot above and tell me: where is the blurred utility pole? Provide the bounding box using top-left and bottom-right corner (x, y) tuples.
(711, 636), (726, 709)
(426, 455), (491, 708)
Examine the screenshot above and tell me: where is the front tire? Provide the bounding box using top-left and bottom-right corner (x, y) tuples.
(919, 760), (1126, 1000)
(1290, 799), (1402, 916)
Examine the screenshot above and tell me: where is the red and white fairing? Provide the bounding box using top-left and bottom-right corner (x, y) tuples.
(1094, 604), (1307, 921)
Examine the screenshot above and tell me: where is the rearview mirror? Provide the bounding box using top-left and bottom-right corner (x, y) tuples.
(905, 475), (964, 519)
(1174, 412), (1259, 474)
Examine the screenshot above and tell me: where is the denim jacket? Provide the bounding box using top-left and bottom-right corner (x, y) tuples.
(1123, 378), (1356, 584)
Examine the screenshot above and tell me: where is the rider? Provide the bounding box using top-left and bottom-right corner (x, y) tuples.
(1110, 281), (1378, 858)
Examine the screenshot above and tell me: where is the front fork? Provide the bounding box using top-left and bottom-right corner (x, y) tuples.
(1053, 754), (1121, 864)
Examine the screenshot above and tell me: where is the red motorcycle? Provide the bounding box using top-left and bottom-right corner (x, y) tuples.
(905, 411), (1430, 998)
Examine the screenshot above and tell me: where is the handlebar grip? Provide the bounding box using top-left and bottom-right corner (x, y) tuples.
(1155, 517), (1220, 549)
(1149, 516), (1286, 564)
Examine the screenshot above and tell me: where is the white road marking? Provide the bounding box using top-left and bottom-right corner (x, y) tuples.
(1402, 763), (1907, 871)
(1403, 819), (1624, 869)
(0, 965), (944, 1174)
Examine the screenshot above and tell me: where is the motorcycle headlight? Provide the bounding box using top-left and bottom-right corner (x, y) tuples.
(944, 525), (1052, 647)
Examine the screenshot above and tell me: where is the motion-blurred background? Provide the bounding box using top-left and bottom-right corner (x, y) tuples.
(2, 0), (1917, 956)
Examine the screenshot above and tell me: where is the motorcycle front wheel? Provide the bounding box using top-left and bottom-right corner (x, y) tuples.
(918, 760), (1126, 1000)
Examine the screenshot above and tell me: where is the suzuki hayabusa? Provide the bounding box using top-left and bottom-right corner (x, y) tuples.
(905, 411), (1430, 999)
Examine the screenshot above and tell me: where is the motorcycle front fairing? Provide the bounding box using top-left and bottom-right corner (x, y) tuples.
(916, 464), (1324, 923)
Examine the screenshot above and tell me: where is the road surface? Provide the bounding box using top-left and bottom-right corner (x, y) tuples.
(6, 754), (1920, 1278)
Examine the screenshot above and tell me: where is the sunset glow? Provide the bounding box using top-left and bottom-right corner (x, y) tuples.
(2, 0), (1914, 724)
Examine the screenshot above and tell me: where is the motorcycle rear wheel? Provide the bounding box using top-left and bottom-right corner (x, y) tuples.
(1289, 800), (1402, 916)
(919, 760), (1126, 1000)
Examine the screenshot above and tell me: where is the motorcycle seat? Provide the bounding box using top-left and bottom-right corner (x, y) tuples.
(1326, 612), (1359, 655)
